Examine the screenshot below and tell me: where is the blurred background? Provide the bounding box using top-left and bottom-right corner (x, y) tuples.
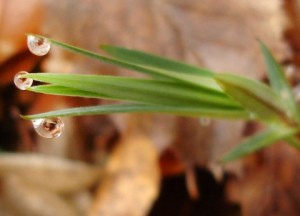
(1, 0), (300, 215)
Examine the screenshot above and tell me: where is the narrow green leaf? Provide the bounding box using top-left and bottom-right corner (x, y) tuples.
(101, 45), (213, 77)
(221, 126), (297, 163)
(215, 73), (290, 123)
(34, 35), (221, 91)
(21, 103), (250, 120)
(24, 73), (241, 108)
(260, 42), (300, 122)
(28, 85), (106, 98)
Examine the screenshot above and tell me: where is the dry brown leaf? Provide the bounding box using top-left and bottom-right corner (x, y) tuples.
(66, 191), (93, 216)
(42, 0), (288, 76)
(0, 153), (103, 193)
(0, 0), (44, 63)
(89, 134), (160, 216)
(0, 174), (80, 216)
(226, 143), (300, 216)
(0, 52), (39, 87)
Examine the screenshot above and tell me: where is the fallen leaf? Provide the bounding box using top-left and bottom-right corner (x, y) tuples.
(226, 143), (300, 216)
(0, 153), (103, 193)
(0, 0), (44, 63)
(89, 134), (160, 216)
(0, 174), (79, 216)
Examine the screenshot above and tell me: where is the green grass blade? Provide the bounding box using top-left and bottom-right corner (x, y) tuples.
(260, 42), (300, 122)
(101, 45), (213, 77)
(23, 73), (241, 108)
(28, 85), (107, 98)
(260, 42), (290, 91)
(30, 35), (220, 90)
(221, 126), (297, 163)
(21, 103), (250, 120)
(215, 73), (290, 123)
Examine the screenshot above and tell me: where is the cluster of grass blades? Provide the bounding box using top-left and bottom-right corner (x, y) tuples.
(19, 34), (300, 163)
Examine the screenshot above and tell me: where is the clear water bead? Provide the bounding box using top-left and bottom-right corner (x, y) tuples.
(14, 71), (33, 90)
(27, 35), (51, 56)
(32, 117), (64, 138)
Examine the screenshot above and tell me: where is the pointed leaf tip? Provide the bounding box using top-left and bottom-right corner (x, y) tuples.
(221, 126), (297, 163)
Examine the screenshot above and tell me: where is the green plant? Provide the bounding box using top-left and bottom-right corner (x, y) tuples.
(19, 35), (300, 162)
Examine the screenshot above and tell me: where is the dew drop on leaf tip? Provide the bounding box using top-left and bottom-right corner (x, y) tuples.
(27, 35), (51, 56)
(32, 117), (64, 138)
(14, 71), (33, 90)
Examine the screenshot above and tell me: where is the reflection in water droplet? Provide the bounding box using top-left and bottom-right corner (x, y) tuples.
(32, 117), (64, 138)
(27, 35), (51, 56)
(14, 71), (33, 90)
(199, 118), (211, 126)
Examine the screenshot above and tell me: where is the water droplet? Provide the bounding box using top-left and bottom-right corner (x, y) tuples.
(14, 71), (33, 90)
(32, 117), (64, 138)
(199, 118), (211, 126)
(27, 35), (51, 56)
